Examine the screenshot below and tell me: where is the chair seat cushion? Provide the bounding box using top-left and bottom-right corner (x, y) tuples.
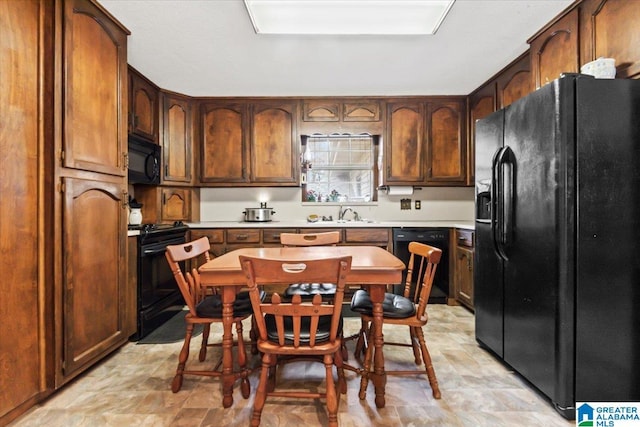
(284, 283), (337, 297)
(264, 314), (343, 345)
(350, 289), (416, 319)
(196, 290), (265, 318)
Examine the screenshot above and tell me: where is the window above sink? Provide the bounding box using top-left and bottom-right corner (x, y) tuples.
(301, 134), (379, 203)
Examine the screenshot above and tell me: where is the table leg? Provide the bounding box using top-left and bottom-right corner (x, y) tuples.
(367, 285), (386, 408)
(221, 286), (236, 408)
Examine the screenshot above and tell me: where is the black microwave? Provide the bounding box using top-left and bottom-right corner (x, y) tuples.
(128, 135), (161, 185)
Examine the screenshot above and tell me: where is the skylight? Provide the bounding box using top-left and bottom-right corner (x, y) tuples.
(243, 0), (455, 35)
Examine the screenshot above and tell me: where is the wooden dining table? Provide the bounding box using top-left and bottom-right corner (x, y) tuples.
(198, 245), (405, 409)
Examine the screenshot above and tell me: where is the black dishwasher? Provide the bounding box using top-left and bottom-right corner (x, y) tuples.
(392, 228), (449, 304)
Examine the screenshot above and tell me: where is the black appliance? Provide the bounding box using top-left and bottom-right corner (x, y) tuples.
(392, 228), (449, 304)
(128, 134), (161, 185)
(130, 222), (188, 340)
(474, 73), (640, 419)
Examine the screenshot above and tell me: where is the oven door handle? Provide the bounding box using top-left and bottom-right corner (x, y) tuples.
(139, 236), (187, 257)
(142, 247), (168, 256)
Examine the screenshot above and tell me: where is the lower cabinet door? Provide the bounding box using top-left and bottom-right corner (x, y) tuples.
(60, 177), (127, 382)
(455, 245), (474, 309)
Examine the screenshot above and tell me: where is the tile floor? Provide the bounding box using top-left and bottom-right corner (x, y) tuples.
(11, 305), (574, 426)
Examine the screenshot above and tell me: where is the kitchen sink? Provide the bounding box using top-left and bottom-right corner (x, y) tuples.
(309, 219), (378, 225)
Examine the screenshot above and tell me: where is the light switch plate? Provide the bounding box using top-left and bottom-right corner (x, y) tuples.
(401, 198), (411, 210)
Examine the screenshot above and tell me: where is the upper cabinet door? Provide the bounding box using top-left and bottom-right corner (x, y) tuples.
(250, 101), (298, 185)
(384, 101), (426, 185)
(162, 93), (193, 184)
(129, 67), (159, 143)
(497, 52), (532, 109)
(62, 0), (127, 177)
(426, 100), (466, 185)
(200, 102), (249, 184)
(343, 101), (381, 122)
(530, 8), (579, 89)
(579, 0), (640, 79)
(302, 100), (340, 122)
(468, 83), (497, 186)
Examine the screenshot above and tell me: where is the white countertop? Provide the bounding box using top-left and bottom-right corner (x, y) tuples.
(186, 220), (474, 230)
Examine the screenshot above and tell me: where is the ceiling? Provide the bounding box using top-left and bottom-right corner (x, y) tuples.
(98, 0), (574, 97)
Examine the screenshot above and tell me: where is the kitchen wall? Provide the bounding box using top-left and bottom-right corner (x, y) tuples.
(199, 186), (474, 222)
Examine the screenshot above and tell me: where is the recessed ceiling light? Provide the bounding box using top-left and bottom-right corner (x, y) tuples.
(243, 0), (455, 35)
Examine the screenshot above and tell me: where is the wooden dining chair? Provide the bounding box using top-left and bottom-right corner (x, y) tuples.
(165, 237), (264, 395)
(280, 231), (341, 300)
(350, 241), (443, 400)
(239, 255), (352, 427)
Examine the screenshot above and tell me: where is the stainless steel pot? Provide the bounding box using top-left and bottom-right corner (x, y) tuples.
(242, 206), (275, 222)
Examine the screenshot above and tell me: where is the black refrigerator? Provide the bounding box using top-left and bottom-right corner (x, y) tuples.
(474, 73), (640, 419)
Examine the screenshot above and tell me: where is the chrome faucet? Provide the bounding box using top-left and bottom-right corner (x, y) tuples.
(338, 206), (352, 221)
(339, 206), (359, 221)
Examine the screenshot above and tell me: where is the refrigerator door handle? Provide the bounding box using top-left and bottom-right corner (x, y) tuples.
(493, 146), (514, 259)
(491, 147), (506, 258)
(501, 146), (515, 251)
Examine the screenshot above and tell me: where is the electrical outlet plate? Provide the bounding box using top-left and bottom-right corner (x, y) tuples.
(415, 200), (421, 209)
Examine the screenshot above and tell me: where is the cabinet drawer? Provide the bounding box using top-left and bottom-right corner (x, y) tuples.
(344, 228), (389, 243)
(192, 229), (224, 244)
(227, 229), (260, 244)
(456, 229), (474, 248)
(299, 228), (342, 236)
(263, 228), (297, 244)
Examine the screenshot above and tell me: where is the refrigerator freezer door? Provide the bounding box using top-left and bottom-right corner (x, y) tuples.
(474, 109), (505, 357)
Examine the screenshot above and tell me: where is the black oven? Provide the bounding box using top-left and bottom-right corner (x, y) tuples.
(131, 223), (188, 340)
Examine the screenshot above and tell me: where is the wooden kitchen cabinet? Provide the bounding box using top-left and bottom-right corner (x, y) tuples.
(60, 176), (128, 379)
(128, 66), (160, 143)
(301, 99), (381, 122)
(226, 229), (261, 244)
(190, 227), (297, 257)
(384, 99), (467, 186)
(55, 0), (130, 389)
(134, 186), (200, 224)
(343, 101), (381, 122)
(199, 100), (298, 186)
(262, 228), (298, 245)
(578, 0), (640, 79)
(302, 99), (340, 122)
(189, 229), (226, 258)
(468, 83), (498, 186)
(454, 229), (474, 310)
(125, 236), (138, 338)
(161, 187), (193, 221)
(1, 1), (54, 422)
(200, 101), (249, 184)
(529, 8), (579, 89)
(497, 52), (532, 109)
(426, 99), (466, 185)
(1, 0), (130, 420)
(250, 101), (299, 185)
(162, 93), (193, 185)
(61, 0), (127, 178)
(343, 228), (390, 249)
(384, 101), (426, 185)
